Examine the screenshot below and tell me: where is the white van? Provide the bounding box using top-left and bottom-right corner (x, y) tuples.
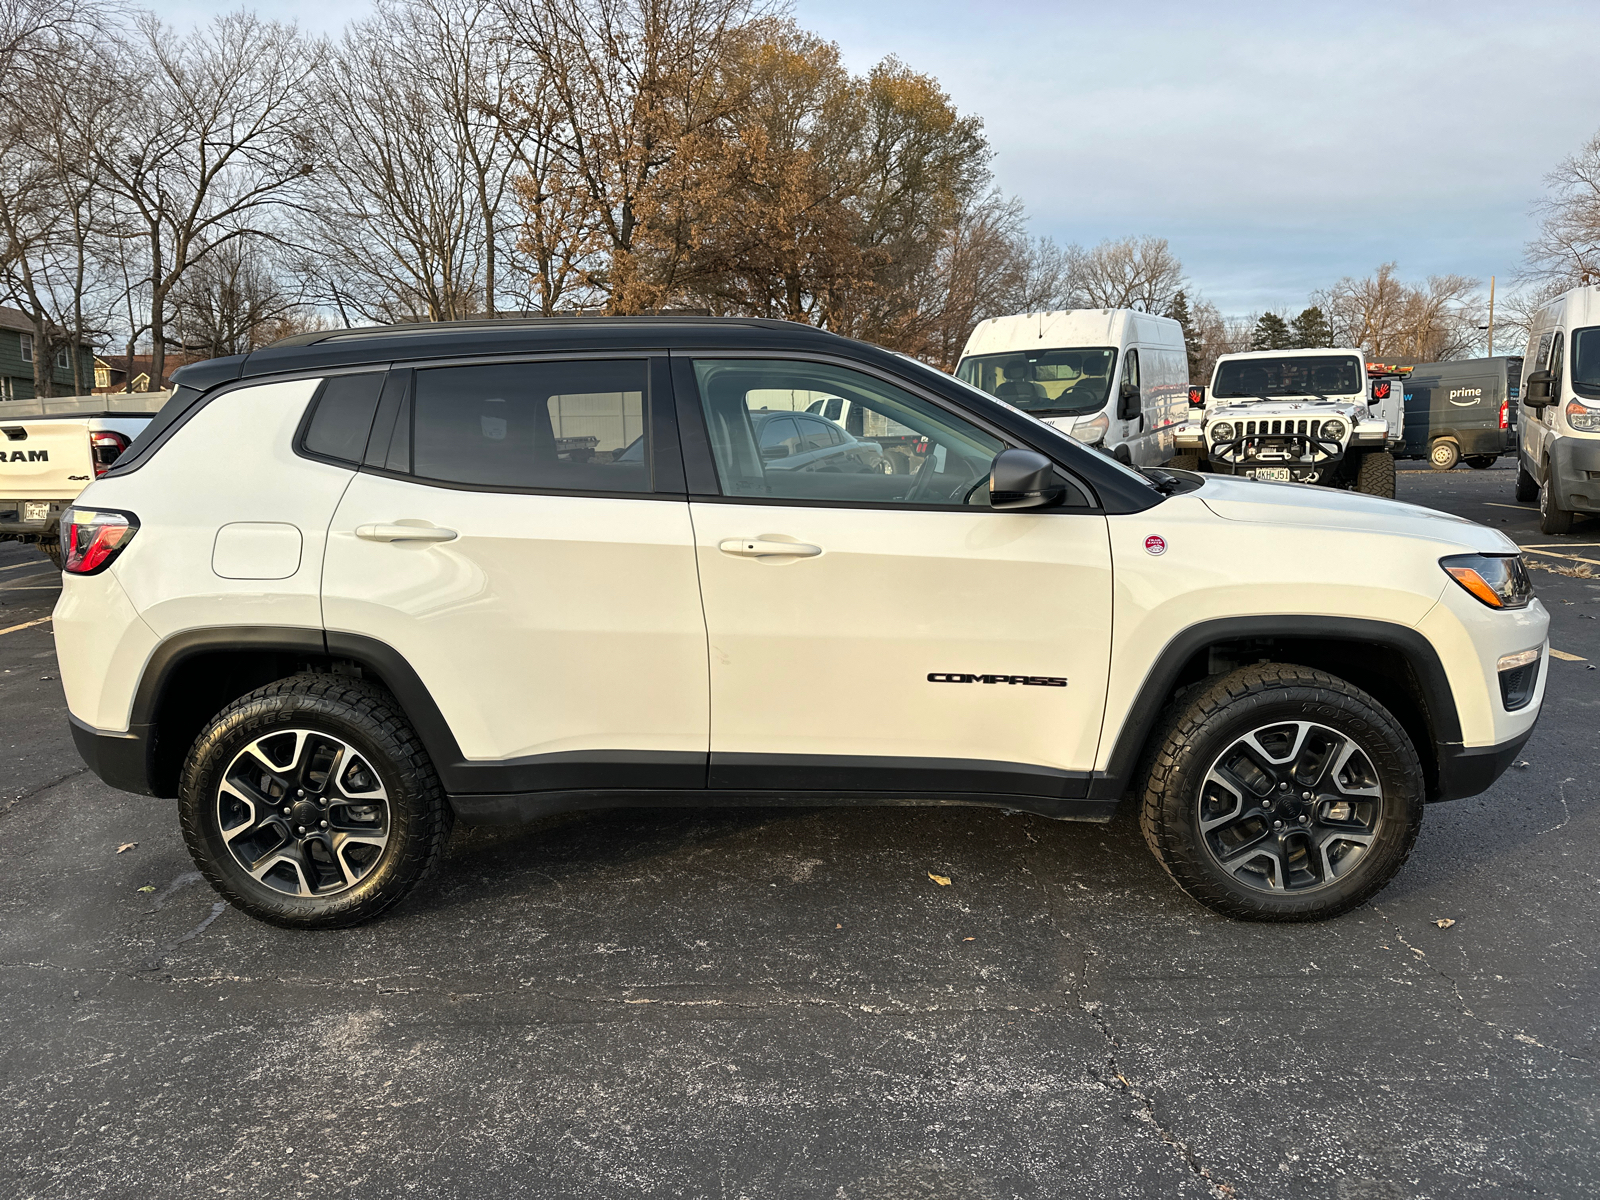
(955, 309), (1189, 467)
(1515, 284), (1600, 534)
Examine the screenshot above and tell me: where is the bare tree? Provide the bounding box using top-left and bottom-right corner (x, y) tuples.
(170, 236), (297, 358)
(1065, 235), (1185, 313)
(1525, 128), (1600, 289)
(1314, 263), (1481, 360)
(78, 12), (321, 384)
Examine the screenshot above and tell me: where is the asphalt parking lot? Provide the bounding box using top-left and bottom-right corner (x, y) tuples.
(2, 461), (1597, 1200)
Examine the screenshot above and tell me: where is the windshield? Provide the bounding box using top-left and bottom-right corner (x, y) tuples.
(956, 347), (1118, 416)
(1573, 327), (1600, 400)
(1213, 355), (1362, 399)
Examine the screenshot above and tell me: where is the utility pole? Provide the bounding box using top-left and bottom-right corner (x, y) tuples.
(1487, 275), (1495, 357)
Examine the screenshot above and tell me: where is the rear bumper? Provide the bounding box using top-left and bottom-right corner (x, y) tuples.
(69, 714), (155, 796)
(0, 497), (67, 538)
(1432, 728), (1534, 803)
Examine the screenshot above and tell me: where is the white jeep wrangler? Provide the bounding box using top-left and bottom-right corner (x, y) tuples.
(55, 318), (1547, 928)
(1175, 347), (1401, 496)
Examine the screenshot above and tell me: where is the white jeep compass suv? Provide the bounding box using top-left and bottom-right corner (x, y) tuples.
(55, 318), (1548, 928)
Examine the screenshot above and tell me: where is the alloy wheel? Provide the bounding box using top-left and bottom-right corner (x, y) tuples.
(216, 729), (391, 897)
(1197, 720), (1382, 894)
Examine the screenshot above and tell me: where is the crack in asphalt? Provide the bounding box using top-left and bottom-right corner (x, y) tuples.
(0, 766), (88, 822)
(1076, 948), (1239, 1199)
(1369, 904), (1590, 1065)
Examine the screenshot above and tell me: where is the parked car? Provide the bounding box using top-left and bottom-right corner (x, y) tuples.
(955, 309), (1190, 468)
(750, 408), (891, 474)
(1175, 348), (1401, 496)
(0, 391), (165, 564)
(57, 317), (1546, 929)
(1399, 356), (1521, 470)
(1516, 284), (1600, 533)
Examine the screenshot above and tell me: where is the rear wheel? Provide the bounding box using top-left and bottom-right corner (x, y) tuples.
(1540, 479), (1576, 535)
(38, 540), (62, 569)
(1428, 439), (1460, 471)
(179, 674), (451, 929)
(1465, 455), (1496, 470)
(1138, 664), (1424, 921)
(1353, 449), (1395, 498)
(1515, 466), (1539, 503)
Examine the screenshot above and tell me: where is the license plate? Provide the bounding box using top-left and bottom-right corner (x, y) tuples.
(1250, 468), (1292, 482)
(24, 502), (49, 521)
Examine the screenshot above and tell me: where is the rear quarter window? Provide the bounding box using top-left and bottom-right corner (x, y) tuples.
(301, 373), (386, 465)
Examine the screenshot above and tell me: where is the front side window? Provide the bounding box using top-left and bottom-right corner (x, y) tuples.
(1571, 328), (1600, 399)
(410, 359), (649, 493)
(694, 359), (1004, 507)
(1213, 355), (1362, 398)
(957, 348), (1118, 417)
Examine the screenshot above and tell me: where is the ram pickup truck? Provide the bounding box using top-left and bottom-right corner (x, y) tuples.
(0, 392), (166, 565)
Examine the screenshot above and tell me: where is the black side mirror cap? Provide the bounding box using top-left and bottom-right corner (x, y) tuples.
(1524, 369), (1553, 405)
(1188, 385), (1206, 406)
(990, 448), (1065, 510)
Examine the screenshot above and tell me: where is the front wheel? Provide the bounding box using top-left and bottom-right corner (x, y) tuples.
(1353, 450), (1396, 498)
(1138, 664), (1424, 921)
(1465, 455), (1496, 469)
(179, 674), (452, 929)
(1540, 479), (1575, 535)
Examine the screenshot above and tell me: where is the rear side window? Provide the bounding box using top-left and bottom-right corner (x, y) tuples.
(303, 373), (386, 464)
(411, 359), (649, 493)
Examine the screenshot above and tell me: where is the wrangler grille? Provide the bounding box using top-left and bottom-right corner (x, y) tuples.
(1240, 419), (1323, 438)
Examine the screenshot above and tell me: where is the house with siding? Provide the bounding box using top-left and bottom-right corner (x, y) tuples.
(0, 307), (96, 400)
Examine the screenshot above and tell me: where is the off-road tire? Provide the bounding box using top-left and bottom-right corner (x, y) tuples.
(1137, 663), (1424, 922)
(1515, 465), (1538, 503)
(38, 540), (62, 569)
(1354, 449), (1396, 498)
(1167, 453), (1201, 472)
(179, 674), (451, 929)
(1428, 439), (1460, 471)
(1540, 479), (1575, 535)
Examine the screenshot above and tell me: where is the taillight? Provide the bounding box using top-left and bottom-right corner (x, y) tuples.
(61, 507), (138, 575)
(1188, 386), (1204, 406)
(1499, 399), (1508, 430)
(90, 431), (129, 476)
(1372, 381), (1391, 400)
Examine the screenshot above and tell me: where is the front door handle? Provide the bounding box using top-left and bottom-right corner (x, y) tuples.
(355, 523), (458, 543)
(718, 537), (822, 559)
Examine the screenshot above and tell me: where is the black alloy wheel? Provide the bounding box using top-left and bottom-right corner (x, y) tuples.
(1139, 663), (1423, 921)
(180, 674), (451, 929)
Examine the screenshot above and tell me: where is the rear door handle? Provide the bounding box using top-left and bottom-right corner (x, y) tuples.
(355, 523), (458, 543)
(718, 537), (822, 559)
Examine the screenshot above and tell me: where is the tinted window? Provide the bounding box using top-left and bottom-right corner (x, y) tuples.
(694, 359), (1005, 506)
(1572, 328), (1600, 399)
(304, 373), (385, 464)
(412, 360), (648, 493)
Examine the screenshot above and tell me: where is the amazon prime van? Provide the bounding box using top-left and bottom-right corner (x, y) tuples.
(1400, 356), (1521, 470)
(955, 309), (1188, 467)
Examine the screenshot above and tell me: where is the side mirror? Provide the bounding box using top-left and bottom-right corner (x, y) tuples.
(760, 443), (790, 460)
(1188, 385), (1206, 407)
(1524, 369), (1553, 406)
(989, 448), (1065, 510)
(1118, 381), (1141, 422)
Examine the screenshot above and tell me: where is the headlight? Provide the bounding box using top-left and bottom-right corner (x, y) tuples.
(1071, 412), (1110, 445)
(1321, 418), (1346, 440)
(1566, 399), (1600, 432)
(1210, 421), (1234, 442)
(1440, 553), (1533, 610)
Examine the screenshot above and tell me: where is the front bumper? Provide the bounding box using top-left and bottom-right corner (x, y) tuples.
(1547, 435), (1600, 514)
(1433, 728), (1535, 803)
(69, 714), (156, 796)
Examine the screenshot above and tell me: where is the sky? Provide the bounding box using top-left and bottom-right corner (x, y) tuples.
(172, 0), (1600, 315)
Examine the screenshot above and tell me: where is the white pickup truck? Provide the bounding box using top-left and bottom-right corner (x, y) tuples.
(1174, 348), (1402, 497)
(0, 392), (167, 565)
